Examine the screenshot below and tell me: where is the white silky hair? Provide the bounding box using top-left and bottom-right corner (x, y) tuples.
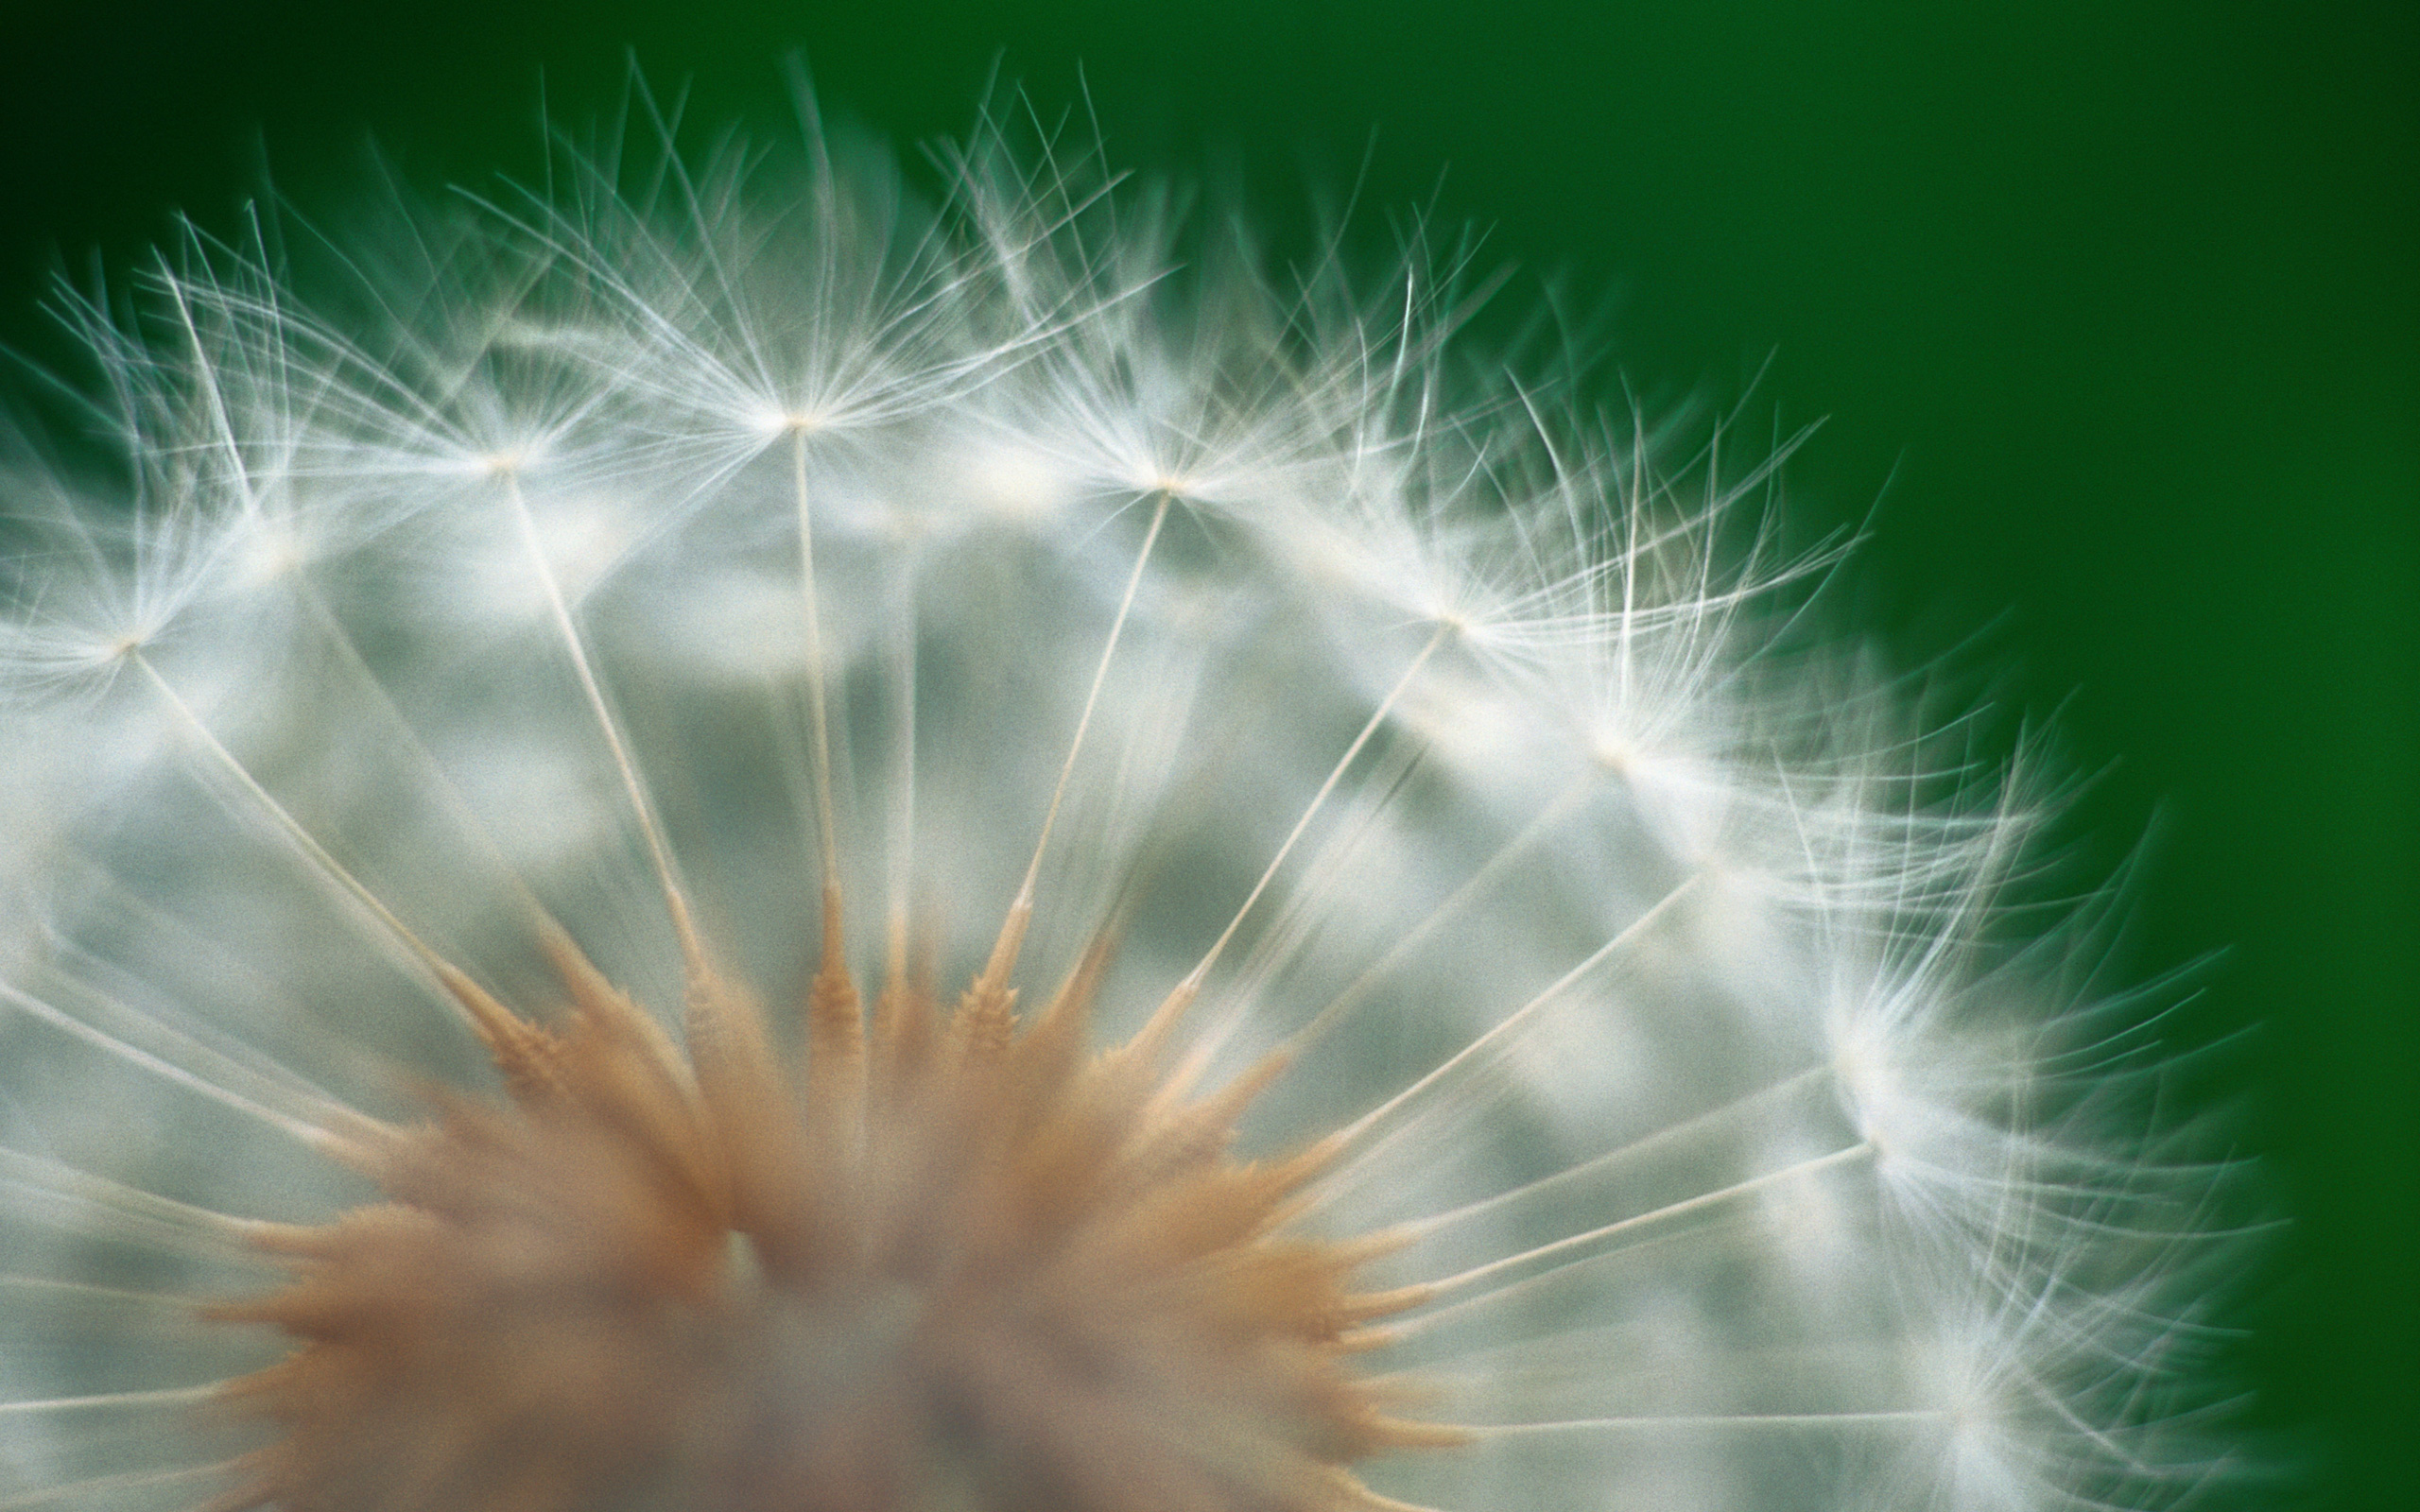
(0, 89), (2243, 1511)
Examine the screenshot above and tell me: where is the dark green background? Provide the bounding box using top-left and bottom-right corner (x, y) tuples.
(2, 3), (2410, 1506)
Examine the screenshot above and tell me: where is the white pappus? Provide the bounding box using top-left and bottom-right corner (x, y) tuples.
(0, 84), (2247, 1512)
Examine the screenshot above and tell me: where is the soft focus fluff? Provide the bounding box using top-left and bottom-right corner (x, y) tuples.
(0, 91), (2239, 1511)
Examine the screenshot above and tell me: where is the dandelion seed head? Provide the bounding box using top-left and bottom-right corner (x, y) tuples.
(0, 78), (2255, 1512)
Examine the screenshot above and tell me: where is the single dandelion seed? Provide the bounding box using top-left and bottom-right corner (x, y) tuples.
(0, 80), (2252, 1512)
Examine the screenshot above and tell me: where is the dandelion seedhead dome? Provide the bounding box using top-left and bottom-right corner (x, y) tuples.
(0, 82), (2246, 1512)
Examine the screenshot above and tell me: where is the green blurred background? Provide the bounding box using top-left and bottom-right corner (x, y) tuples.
(1, 2), (2410, 1506)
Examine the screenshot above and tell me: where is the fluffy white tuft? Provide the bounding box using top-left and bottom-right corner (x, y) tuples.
(0, 88), (2246, 1511)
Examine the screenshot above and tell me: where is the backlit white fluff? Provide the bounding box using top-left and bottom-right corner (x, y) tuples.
(0, 92), (2238, 1511)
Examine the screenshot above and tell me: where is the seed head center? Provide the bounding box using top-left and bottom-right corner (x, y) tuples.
(208, 902), (1452, 1511)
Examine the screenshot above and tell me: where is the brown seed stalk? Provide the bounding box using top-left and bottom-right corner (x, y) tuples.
(201, 888), (1461, 1512)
